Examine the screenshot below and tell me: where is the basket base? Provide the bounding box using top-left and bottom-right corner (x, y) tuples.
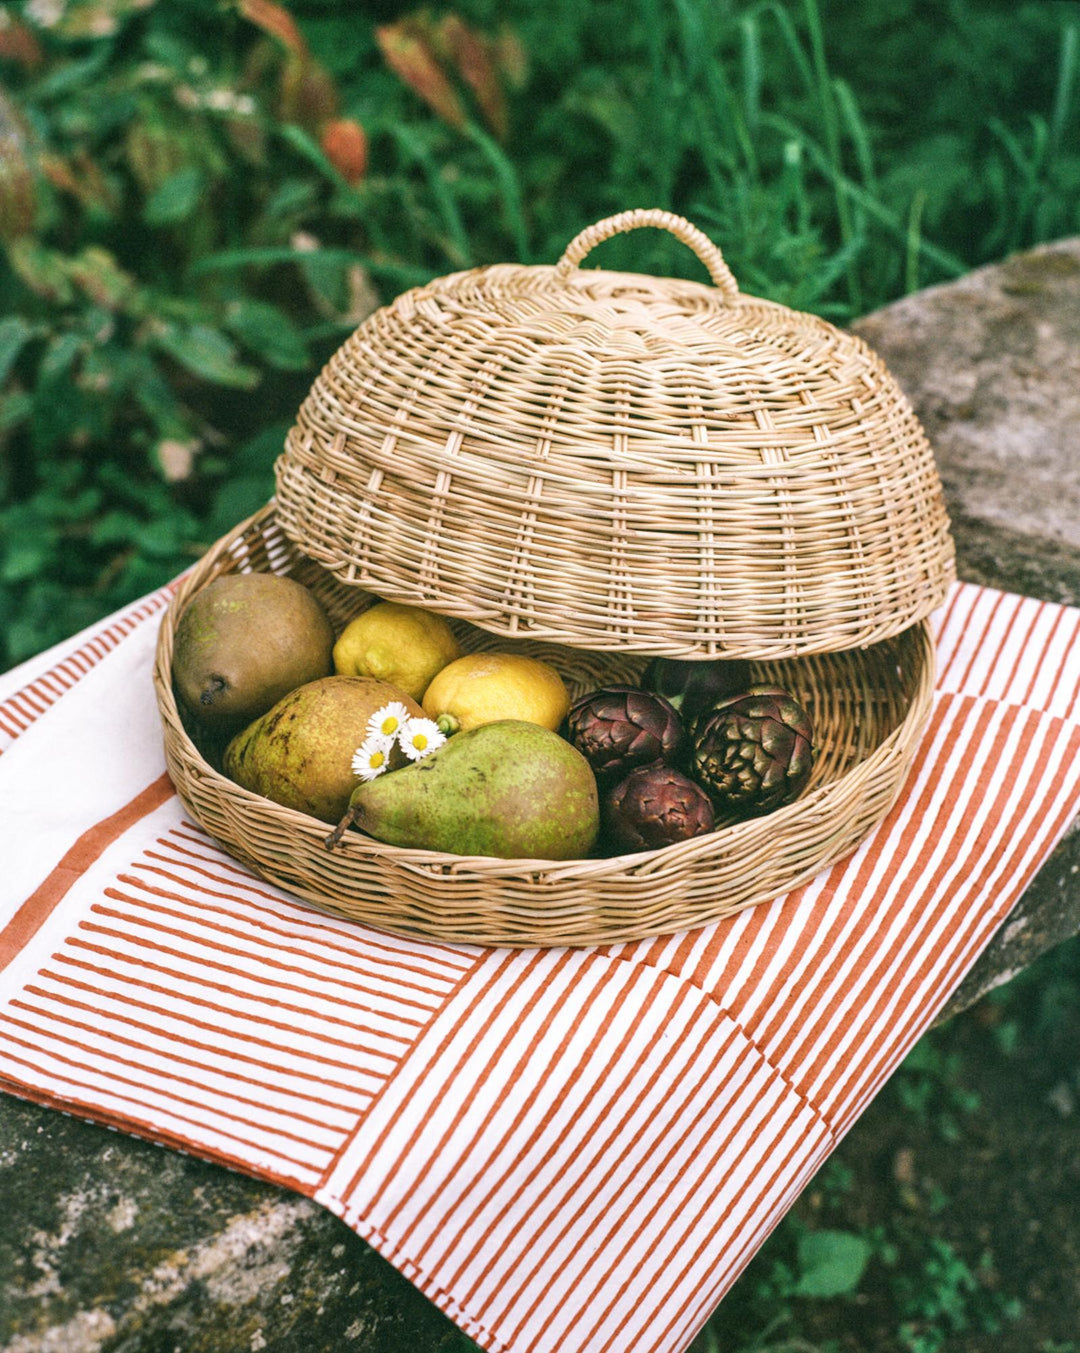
(154, 507), (936, 947)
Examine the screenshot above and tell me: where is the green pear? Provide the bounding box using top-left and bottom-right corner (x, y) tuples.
(327, 720), (599, 860)
(224, 676), (423, 823)
(173, 573), (334, 732)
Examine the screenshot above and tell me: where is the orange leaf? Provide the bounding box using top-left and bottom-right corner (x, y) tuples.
(239, 0), (308, 59)
(439, 14), (507, 140)
(375, 19), (468, 131)
(0, 20), (43, 70)
(40, 153), (80, 197)
(0, 136), (37, 242)
(320, 118), (368, 185)
(42, 150), (117, 214)
(74, 151), (118, 214)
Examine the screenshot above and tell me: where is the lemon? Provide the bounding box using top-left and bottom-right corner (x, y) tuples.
(333, 602), (460, 702)
(422, 652), (570, 735)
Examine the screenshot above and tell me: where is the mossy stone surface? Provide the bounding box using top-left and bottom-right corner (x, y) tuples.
(853, 237), (1080, 1022)
(0, 1095), (469, 1352)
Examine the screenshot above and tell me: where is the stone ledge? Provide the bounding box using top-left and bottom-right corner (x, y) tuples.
(854, 237), (1080, 553)
(0, 1092), (465, 1352)
(852, 236), (1080, 1022)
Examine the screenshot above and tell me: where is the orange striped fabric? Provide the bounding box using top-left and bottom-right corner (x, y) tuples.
(0, 586), (177, 754)
(1, 579), (1079, 1353)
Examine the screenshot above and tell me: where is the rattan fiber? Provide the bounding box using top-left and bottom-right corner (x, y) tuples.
(154, 506), (936, 948)
(275, 209), (954, 660)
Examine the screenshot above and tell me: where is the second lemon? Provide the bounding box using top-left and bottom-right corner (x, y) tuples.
(333, 601), (460, 703)
(422, 653), (570, 735)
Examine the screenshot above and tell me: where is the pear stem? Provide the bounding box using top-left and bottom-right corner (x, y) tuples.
(324, 806), (359, 851)
(435, 713), (459, 736)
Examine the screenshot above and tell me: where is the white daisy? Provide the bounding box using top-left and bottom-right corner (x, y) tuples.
(351, 734), (394, 782)
(367, 701), (411, 741)
(399, 717), (446, 762)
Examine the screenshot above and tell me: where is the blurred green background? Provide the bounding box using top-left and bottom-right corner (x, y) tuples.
(1, 0), (1078, 672)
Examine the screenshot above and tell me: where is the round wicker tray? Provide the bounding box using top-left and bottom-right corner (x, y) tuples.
(154, 506), (936, 948)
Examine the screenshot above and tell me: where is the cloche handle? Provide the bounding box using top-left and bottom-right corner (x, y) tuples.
(554, 208), (740, 300)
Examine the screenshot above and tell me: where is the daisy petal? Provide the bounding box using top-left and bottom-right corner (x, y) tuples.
(352, 733), (395, 781)
(399, 717), (447, 762)
(367, 701), (411, 741)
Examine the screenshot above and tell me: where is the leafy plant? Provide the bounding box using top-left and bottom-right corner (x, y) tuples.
(889, 1241), (1022, 1353)
(790, 1229), (872, 1299)
(888, 1039), (981, 1144)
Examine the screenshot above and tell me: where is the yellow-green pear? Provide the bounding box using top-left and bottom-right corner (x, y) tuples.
(327, 720), (599, 860)
(224, 676), (422, 823)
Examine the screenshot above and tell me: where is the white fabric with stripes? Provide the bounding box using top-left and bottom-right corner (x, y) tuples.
(1, 579), (1079, 1353)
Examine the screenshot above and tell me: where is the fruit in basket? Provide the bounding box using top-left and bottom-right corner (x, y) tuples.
(642, 656), (753, 724)
(603, 764), (715, 853)
(421, 653), (570, 735)
(223, 676), (423, 823)
(691, 685), (814, 817)
(326, 720), (598, 860)
(332, 601), (461, 702)
(173, 574), (334, 731)
(566, 686), (684, 781)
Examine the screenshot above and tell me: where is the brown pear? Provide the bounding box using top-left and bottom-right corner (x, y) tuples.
(172, 573), (334, 731)
(224, 676), (423, 823)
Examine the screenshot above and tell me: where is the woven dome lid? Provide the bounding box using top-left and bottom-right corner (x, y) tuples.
(275, 210), (954, 659)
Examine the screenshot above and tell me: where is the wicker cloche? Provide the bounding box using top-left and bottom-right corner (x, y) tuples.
(155, 210), (954, 947)
(275, 209), (954, 659)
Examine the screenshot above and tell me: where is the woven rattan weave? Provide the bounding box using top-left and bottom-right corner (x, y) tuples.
(154, 506), (935, 947)
(276, 209), (954, 659)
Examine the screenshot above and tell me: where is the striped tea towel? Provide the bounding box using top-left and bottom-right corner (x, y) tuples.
(1, 579), (1079, 1353)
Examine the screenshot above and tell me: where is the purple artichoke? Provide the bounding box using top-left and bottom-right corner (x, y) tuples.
(604, 764), (715, 853)
(642, 656), (753, 724)
(566, 686), (684, 780)
(691, 685), (814, 816)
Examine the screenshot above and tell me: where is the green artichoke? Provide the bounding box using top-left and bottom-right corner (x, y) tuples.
(691, 685), (814, 816)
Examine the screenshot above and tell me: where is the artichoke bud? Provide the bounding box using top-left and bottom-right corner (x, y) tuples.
(604, 764), (714, 853)
(566, 685), (684, 781)
(691, 685), (814, 816)
(642, 656), (753, 724)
